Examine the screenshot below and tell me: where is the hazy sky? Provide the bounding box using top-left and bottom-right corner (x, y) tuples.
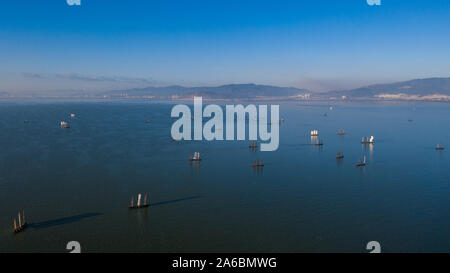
(0, 0), (449, 93)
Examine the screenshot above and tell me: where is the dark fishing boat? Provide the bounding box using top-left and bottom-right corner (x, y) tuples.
(314, 139), (324, 146)
(249, 141), (258, 149)
(13, 210), (27, 233)
(252, 159), (264, 167)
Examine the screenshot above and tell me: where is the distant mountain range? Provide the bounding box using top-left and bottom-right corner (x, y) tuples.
(105, 78), (450, 101)
(326, 77), (450, 101)
(2, 77), (450, 101)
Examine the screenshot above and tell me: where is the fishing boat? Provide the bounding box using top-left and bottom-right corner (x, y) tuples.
(356, 156), (367, 167)
(24, 120), (29, 124)
(129, 193), (149, 209)
(249, 141), (258, 149)
(336, 151), (344, 159)
(13, 210), (27, 233)
(190, 152), (202, 161)
(314, 139), (324, 146)
(436, 143), (445, 150)
(361, 136), (374, 144)
(60, 121), (70, 128)
(310, 130), (319, 136)
(337, 130), (345, 136)
(252, 159), (264, 167)
(70, 113), (75, 118)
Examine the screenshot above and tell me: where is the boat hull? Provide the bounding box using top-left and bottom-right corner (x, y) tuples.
(128, 205), (149, 209)
(14, 223), (27, 233)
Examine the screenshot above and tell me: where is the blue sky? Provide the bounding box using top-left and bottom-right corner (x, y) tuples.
(0, 0), (449, 93)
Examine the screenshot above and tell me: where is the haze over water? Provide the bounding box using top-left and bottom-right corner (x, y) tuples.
(0, 100), (449, 252)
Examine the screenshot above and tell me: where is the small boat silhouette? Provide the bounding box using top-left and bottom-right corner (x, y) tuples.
(252, 159), (264, 167)
(190, 152), (202, 161)
(60, 121), (70, 128)
(13, 210), (27, 233)
(249, 141), (258, 149)
(314, 139), (324, 146)
(356, 156), (367, 167)
(336, 151), (344, 159)
(436, 143), (444, 150)
(129, 193), (149, 209)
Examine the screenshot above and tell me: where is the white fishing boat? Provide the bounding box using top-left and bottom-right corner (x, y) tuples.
(60, 121), (70, 128)
(310, 130), (319, 136)
(337, 130), (345, 136)
(436, 143), (444, 150)
(70, 113), (75, 118)
(356, 156), (367, 167)
(361, 136), (374, 144)
(190, 152), (202, 161)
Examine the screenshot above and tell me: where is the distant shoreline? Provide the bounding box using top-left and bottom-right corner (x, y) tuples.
(1, 96), (449, 104)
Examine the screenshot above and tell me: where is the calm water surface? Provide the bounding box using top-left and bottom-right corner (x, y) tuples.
(0, 100), (449, 252)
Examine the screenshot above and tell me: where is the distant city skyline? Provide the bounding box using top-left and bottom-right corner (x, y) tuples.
(1, 0), (449, 93)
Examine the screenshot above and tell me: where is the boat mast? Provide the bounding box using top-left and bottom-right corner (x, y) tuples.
(18, 212), (21, 227)
(137, 194), (142, 207)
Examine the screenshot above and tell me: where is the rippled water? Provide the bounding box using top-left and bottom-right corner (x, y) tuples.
(0, 99), (449, 253)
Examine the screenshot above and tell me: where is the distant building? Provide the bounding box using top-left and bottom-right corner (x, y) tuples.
(293, 93), (311, 100)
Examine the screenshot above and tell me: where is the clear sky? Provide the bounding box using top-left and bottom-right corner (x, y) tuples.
(0, 0), (449, 93)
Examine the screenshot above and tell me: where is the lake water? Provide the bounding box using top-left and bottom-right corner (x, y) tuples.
(0, 99), (449, 253)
